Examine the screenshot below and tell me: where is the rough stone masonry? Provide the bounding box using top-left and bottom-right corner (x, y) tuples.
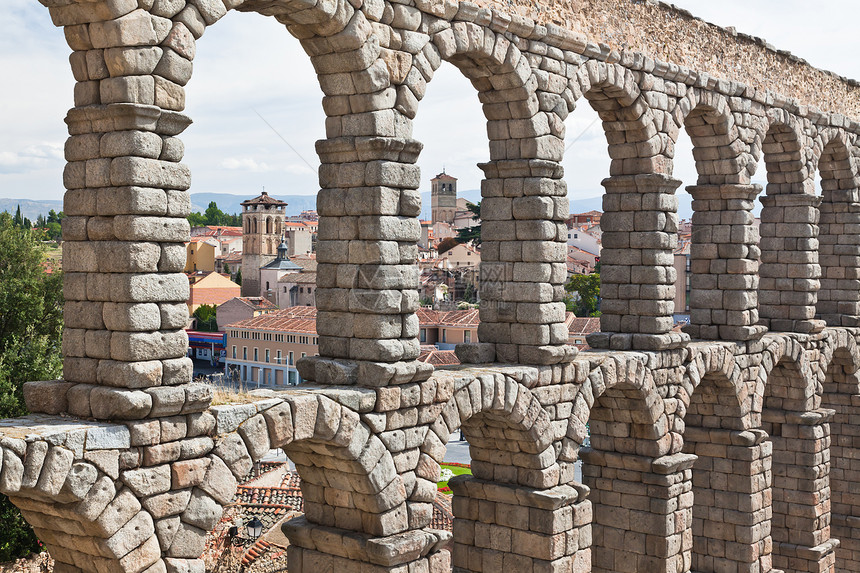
(3, 0), (860, 572)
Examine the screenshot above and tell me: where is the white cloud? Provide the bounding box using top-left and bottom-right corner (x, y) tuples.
(221, 157), (272, 172)
(0, 0), (856, 204)
(0, 143), (64, 174)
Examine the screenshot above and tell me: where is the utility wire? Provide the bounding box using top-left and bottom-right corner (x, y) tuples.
(565, 116), (601, 152)
(253, 109), (317, 173)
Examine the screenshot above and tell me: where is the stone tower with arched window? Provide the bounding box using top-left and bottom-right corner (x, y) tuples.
(431, 171), (457, 224)
(241, 191), (287, 297)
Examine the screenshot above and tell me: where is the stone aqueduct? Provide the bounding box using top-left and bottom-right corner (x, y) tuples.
(4, 0), (860, 572)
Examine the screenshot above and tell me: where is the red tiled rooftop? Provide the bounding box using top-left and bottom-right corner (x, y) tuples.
(229, 307), (318, 334)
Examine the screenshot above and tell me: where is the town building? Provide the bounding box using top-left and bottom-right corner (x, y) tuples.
(187, 272), (241, 314)
(217, 296), (279, 330)
(259, 239), (303, 302)
(566, 224), (601, 256)
(415, 308), (479, 349)
(436, 242), (480, 269)
(566, 210), (602, 227)
(241, 191), (287, 297)
(223, 306), (319, 387)
(430, 171), (457, 225)
(185, 237), (219, 273)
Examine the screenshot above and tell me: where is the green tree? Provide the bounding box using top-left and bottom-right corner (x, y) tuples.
(193, 304), (218, 332)
(455, 201), (481, 246)
(565, 272), (601, 317)
(223, 262), (231, 275)
(203, 201), (227, 225)
(0, 212), (64, 559)
(235, 267), (242, 286)
(187, 212), (207, 227)
(186, 201), (242, 228)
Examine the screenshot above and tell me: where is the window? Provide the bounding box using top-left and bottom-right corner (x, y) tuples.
(232, 345), (236, 359)
(289, 351), (294, 365)
(301, 352), (306, 358)
(265, 349), (270, 363)
(243, 347), (247, 360)
(277, 350), (282, 363)
(254, 348), (258, 361)
(442, 329), (447, 343)
(266, 281), (270, 291)
(464, 331), (471, 343)
(420, 328), (426, 342)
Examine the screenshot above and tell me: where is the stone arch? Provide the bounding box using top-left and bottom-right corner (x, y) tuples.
(812, 129), (860, 326)
(681, 343), (773, 573)
(756, 335), (834, 571)
(758, 110), (823, 333)
(762, 109), (810, 194)
(423, 22), (574, 364)
(429, 21), (543, 161)
(265, 215), (272, 234)
(220, 395), (409, 537)
(677, 91), (764, 341)
(757, 335), (820, 414)
(573, 61), (662, 175)
(818, 330), (860, 571)
(423, 372), (558, 489)
(0, 439), (166, 573)
(574, 354), (692, 573)
(569, 63), (684, 351)
(681, 342), (750, 431)
(670, 89), (751, 185)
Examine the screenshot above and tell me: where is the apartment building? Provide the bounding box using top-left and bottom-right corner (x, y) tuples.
(223, 306), (318, 387)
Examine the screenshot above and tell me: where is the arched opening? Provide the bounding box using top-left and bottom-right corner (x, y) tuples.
(429, 375), (580, 572)
(560, 89), (605, 318)
(411, 58), (486, 309)
(820, 342), (860, 570)
(759, 118), (822, 333)
(672, 94), (762, 342)
(579, 368), (691, 573)
(266, 216), (272, 234)
(682, 347), (770, 573)
(761, 345), (833, 572)
(815, 133), (860, 326)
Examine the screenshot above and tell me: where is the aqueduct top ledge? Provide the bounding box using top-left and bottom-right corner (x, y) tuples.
(472, 0), (860, 120)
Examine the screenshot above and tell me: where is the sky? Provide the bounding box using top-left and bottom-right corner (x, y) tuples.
(1, 0), (858, 219)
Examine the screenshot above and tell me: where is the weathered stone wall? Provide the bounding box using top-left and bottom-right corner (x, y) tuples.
(473, 0), (860, 119)
(7, 329), (860, 572)
(10, 0), (860, 571)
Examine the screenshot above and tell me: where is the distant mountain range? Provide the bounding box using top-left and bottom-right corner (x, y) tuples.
(0, 190), (696, 221)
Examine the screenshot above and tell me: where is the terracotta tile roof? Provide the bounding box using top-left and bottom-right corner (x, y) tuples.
(216, 252), (243, 263)
(431, 493), (454, 530)
(418, 349), (461, 366)
(289, 255), (317, 271)
(277, 272), (316, 284)
(230, 307), (318, 334)
(232, 297), (279, 312)
(568, 316), (601, 337)
(415, 308), (480, 328)
(241, 191), (288, 207)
